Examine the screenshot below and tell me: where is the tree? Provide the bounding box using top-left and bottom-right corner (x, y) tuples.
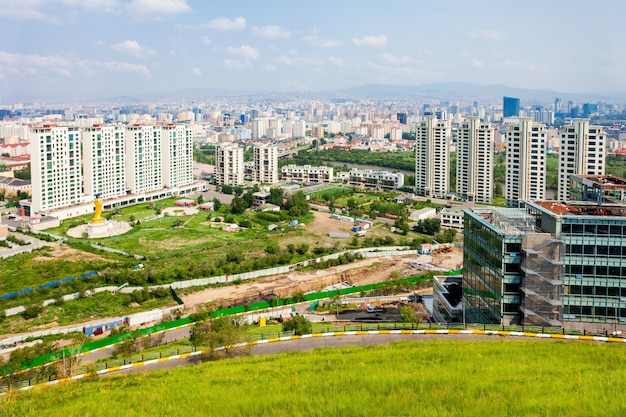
(400, 305), (421, 326)
(269, 187), (284, 206)
(494, 183), (503, 197)
(282, 315), (312, 336)
(230, 195), (249, 215)
(413, 218), (441, 235)
(197, 194), (205, 204)
(394, 218), (410, 235)
(190, 317), (247, 356)
(212, 197), (222, 211)
(114, 332), (140, 362)
(285, 191), (310, 217)
(347, 198), (357, 211)
(56, 335), (86, 379)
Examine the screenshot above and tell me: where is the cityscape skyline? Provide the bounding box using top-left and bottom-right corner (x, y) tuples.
(2, 0), (626, 102)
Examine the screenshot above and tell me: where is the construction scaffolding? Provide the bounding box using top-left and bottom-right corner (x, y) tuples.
(520, 233), (564, 327)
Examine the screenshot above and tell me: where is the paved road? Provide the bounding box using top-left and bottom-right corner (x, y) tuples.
(102, 332), (540, 377)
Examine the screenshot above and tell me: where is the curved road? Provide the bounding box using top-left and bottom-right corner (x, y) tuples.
(103, 332), (541, 377)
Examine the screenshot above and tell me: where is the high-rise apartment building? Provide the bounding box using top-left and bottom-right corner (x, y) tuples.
(30, 125), (82, 212)
(557, 119), (606, 201)
(216, 142), (244, 186)
(27, 123), (199, 219)
(505, 118), (546, 207)
(503, 96), (520, 118)
(125, 125), (163, 194)
(456, 117), (494, 203)
(253, 143), (278, 184)
(414, 115), (450, 198)
(161, 124), (194, 188)
(82, 125), (127, 199)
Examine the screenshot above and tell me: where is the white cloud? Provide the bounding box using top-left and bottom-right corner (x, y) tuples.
(471, 58), (487, 68)
(192, 67), (202, 77)
(110, 40), (156, 59)
(60, 0), (120, 13)
(88, 60), (152, 77)
(253, 25), (291, 39)
(0, 0), (60, 23)
(200, 36), (211, 46)
(328, 56), (344, 67)
(352, 34), (388, 47)
(125, 0), (191, 15)
(378, 52), (416, 65)
(303, 36), (340, 48)
(263, 64), (276, 73)
(0, 51), (72, 76)
(276, 54), (314, 66)
(0, 50), (151, 79)
(202, 16), (246, 31)
(226, 45), (260, 60)
(221, 59), (250, 69)
(469, 29), (504, 41)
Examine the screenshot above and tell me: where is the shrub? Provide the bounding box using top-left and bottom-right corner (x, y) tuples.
(282, 315), (312, 336)
(22, 304), (44, 320)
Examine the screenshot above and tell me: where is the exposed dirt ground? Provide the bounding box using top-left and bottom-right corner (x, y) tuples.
(182, 250), (462, 312)
(32, 242), (112, 263)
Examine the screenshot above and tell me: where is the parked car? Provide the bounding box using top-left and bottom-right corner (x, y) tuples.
(366, 304), (384, 313)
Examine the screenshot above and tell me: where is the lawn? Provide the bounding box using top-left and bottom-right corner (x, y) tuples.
(306, 187), (354, 202)
(3, 339), (626, 416)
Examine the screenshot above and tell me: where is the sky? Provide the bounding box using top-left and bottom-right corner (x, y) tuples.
(0, 0), (625, 101)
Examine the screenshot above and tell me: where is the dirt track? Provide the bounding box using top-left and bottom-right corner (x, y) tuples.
(181, 249), (463, 312)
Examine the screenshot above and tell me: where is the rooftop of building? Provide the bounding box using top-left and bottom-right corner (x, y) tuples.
(572, 174), (626, 190)
(465, 207), (537, 235)
(532, 201), (626, 217)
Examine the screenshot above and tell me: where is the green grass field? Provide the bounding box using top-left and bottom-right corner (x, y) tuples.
(2, 339), (625, 416)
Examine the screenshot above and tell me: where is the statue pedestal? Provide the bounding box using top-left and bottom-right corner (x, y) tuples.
(87, 221), (114, 238)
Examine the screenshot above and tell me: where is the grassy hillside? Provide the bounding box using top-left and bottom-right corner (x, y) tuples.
(2, 339), (625, 416)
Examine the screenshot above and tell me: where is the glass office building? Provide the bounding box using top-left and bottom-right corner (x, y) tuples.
(527, 201), (626, 326)
(464, 199), (626, 328)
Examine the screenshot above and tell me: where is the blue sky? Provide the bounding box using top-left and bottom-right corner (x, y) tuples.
(0, 0), (624, 101)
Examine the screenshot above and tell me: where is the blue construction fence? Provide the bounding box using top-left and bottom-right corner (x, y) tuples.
(0, 271), (98, 301)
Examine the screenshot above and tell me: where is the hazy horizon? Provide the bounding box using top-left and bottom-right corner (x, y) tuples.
(1, 0), (625, 102)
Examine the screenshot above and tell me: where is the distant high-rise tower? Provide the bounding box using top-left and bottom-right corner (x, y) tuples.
(503, 97), (521, 118)
(457, 117), (494, 203)
(396, 112), (408, 125)
(216, 143), (244, 186)
(505, 117), (547, 207)
(254, 143), (278, 184)
(558, 119), (606, 200)
(414, 115), (450, 198)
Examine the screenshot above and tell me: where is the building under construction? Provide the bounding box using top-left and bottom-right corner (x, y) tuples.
(464, 197), (626, 329)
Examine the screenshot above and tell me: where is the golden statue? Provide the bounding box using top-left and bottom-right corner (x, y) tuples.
(92, 195), (105, 224)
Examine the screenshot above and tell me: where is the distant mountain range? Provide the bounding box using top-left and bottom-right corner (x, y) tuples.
(332, 83), (626, 103)
(6, 82), (625, 105)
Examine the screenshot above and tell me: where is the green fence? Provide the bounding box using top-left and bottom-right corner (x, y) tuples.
(9, 269), (462, 373)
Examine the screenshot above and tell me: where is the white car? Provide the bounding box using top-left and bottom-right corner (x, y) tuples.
(366, 304), (384, 313)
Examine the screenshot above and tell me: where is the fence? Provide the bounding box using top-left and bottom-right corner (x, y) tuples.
(1, 320), (621, 394)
